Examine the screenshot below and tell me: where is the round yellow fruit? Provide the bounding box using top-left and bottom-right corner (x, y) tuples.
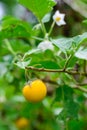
(15, 117), (29, 128)
(22, 79), (47, 102)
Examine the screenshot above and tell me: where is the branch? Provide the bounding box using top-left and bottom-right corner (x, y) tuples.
(42, 78), (58, 85)
(83, 60), (87, 73)
(73, 85), (87, 93)
(25, 66), (87, 77)
(28, 68), (87, 93)
(76, 83), (87, 86)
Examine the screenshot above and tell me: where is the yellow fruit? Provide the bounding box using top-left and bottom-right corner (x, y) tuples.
(22, 79), (47, 102)
(15, 117), (29, 128)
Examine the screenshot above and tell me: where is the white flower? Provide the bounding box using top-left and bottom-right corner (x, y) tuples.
(53, 10), (66, 26)
(37, 40), (54, 51)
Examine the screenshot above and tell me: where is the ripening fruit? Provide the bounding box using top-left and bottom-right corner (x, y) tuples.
(22, 79), (47, 103)
(15, 117), (29, 128)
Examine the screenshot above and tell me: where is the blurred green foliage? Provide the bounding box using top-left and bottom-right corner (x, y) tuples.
(0, 0), (87, 130)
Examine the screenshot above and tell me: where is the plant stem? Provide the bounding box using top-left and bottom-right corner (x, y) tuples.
(77, 83), (87, 86)
(83, 60), (87, 73)
(25, 69), (29, 82)
(31, 36), (44, 41)
(4, 39), (16, 56)
(25, 66), (87, 76)
(39, 20), (47, 35)
(48, 21), (55, 36)
(73, 85), (87, 93)
(63, 54), (73, 71)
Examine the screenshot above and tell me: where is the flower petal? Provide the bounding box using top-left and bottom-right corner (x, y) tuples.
(53, 10), (66, 26)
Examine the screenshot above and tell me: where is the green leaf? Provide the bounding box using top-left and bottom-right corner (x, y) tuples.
(38, 60), (60, 69)
(15, 59), (31, 69)
(75, 46), (87, 60)
(55, 85), (74, 102)
(52, 38), (73, 53)
(28, 49), (58, 68)
(0, 16), (33, 40)
(67, 57), (77, 68)
(19, 0), (56, 20)
(55, 87), (63, 102)
(55, 85), (79, 120)
(51, 32), (87, 53)
(23, 49), (41, 59)
(0, 125), (8, 130)
(42, 13), (51, 23)
(29, 60), (60, 69)
(68, 120), (84, 130)
(61, 100), (79, 120)
(83, 19), (87, 25)
(81, 0), (87, 4)
(9, 39), (31, 53)
(78, 32), (87, 43)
